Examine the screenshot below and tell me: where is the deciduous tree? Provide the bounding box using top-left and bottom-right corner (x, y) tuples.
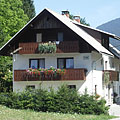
(0, 0), (28, 92)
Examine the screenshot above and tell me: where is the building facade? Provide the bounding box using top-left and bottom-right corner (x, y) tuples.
(0, 8), (120, 105)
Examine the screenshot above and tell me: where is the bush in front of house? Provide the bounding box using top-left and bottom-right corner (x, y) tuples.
(0, 85), (109, 115)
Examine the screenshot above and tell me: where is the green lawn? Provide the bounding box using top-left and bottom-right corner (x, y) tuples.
(0, 105), (116, 120)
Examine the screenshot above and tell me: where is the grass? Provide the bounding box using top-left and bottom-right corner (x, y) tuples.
(0, 105), (116, 120)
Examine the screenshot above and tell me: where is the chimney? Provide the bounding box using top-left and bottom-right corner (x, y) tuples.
(74, 16), (80, 23)
(62, 10), (69, 18)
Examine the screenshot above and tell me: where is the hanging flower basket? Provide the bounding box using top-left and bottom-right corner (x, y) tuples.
(38, 42), (56, 54)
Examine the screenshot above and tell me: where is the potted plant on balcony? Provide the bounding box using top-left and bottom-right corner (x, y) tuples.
(38, 41), (56, 54)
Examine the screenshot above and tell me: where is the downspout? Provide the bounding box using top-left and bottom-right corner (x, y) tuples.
(91, 55), (103, 95)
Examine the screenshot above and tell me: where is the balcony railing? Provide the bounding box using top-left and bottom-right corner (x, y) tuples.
(14, 69), (86, 81)
(19, 41), (79, 54)
(103, 70), (119, 81)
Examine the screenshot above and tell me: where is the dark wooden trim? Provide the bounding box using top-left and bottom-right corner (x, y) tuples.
(19, 41), (80, 54)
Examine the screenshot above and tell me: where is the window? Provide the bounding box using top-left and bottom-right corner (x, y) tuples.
(68, 85), (76, 89)
(58, 32), (63, 42)
(105, 61), (107, 70)
(57, 58), (74, 69)
(95, 85), (97, 94)
(26, 85), (35, 90)
(29, 59), (45, 69)
(36, 33), (42, 42)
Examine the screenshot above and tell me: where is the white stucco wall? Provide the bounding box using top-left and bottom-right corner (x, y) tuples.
(13, 53), (91, 70)
(13, 80), (85, 92)
(13, 53), (93, 94)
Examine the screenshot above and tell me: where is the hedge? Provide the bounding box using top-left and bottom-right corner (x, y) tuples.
(0, 85), (109, 115)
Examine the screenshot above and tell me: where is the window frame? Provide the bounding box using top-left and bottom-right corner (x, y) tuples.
(29, 58), (45, 69)
(57, 57), (74, 69)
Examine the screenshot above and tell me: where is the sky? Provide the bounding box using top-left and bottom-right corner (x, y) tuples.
(33, 0), (120, 28)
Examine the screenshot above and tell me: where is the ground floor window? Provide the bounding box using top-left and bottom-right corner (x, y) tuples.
(57, 58), (74, 69)
(68, 85), (76, 89)
(29, 58), (45, 69)
(26, 85), (35, 90)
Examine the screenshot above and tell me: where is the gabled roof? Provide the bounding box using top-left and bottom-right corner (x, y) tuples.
(0, 8), (114, 56)
(72, 19), (120, 40)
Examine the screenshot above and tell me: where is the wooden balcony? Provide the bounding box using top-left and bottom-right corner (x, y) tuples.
(19, 41), (79, 54)
(14, 69), (86, 81)
(103, 70), (119, 81)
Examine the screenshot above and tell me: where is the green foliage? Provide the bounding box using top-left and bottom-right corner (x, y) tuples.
(0, 56), (13, 92)
(0, 105), (116, 120)
(0, 0), (28, 47)
(80, 17), (90, 26)
(0, 0), (29, 92)
(38, 42), (57, 54)
(0, 85), (109, 115)
(21, 0), (36, 20)
(104, 72), (110, 85)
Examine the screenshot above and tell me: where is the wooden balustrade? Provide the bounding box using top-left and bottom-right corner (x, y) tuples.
(19, 41), (79, 54)
(14, 69), (86, 81)
(103, 70), (119, 81)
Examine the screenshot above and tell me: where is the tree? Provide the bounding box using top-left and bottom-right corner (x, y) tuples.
(0, 56), (13, 92)
(80, 17), (90, 26)
(21, 0), (36, 20)
(0, 0), (28, 47)
(69, 14), (90, 26)
(0, 0), (29, 92)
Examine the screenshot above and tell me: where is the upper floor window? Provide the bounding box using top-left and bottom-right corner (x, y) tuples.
(57, 58), (74, 69)
(36, 33), (42, 42)
(29, 59), (45, 69)
(58, 32), (63, 42)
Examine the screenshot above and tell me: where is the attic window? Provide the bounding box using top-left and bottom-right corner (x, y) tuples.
(58, 32), (63, 41)
(36, 33), (42, 42)
(47, 17), (50, 21)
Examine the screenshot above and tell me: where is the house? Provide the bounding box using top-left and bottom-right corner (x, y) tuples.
(0, 8), (120, 105)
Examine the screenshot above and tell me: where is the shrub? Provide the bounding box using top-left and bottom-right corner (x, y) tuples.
(0, 85), (109, 115)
